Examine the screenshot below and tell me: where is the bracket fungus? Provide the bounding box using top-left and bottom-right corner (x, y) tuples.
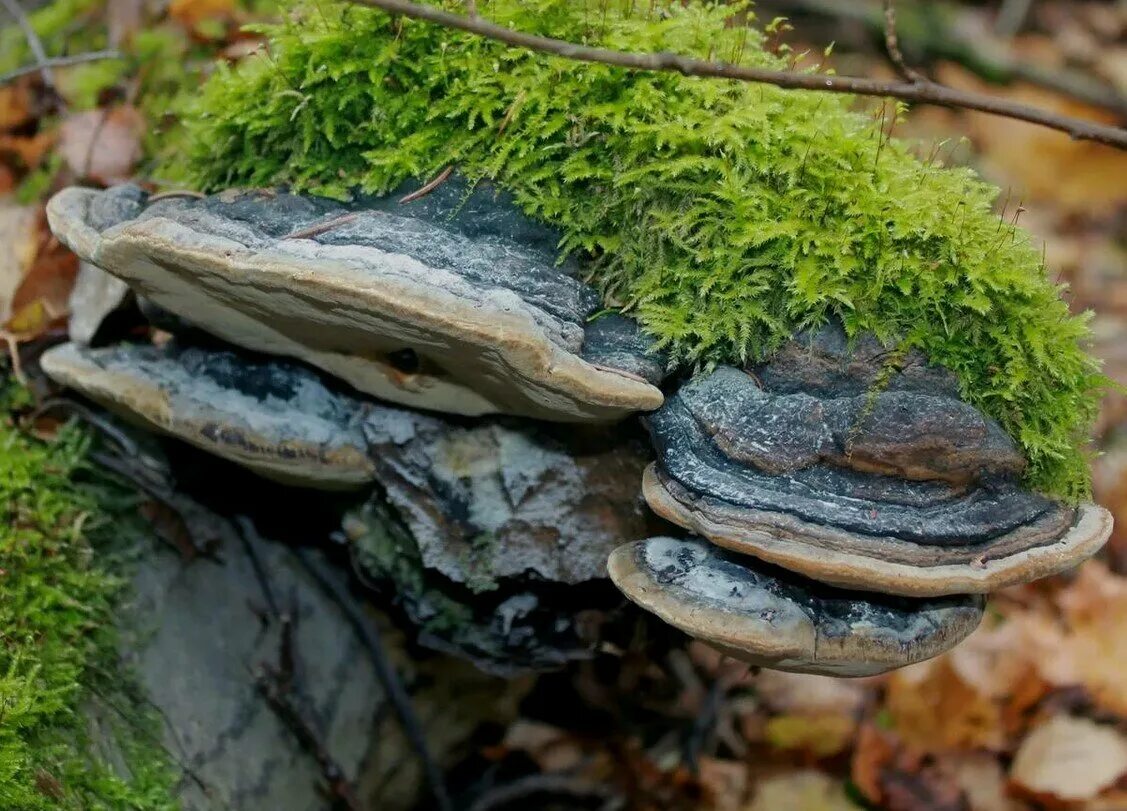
(643, 326), (1113, 598)
(41, 176), (1113, 678)
(608, 537), (985, 677)
(41, 338), (658, 672)
(46, 181), (666, 421)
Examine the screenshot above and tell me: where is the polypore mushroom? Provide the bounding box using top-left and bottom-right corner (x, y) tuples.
(643, 324), (1112, 597)
(46, 181), (666, 421)
(40, 341), (378, 489)
(42, 338), (660, 672)
(608, 536), (985, 676)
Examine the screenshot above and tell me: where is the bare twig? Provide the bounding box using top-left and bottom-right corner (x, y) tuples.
(0, 50), (122, 87)
(398, 164), (455, 203)
(881, 0), (923, 83)
(468, 773), (624, 811)
(0, 0), (55, 90)
(760, 0), (1127, 120)
(257, 663), (363, 811)
(345, 0), (1127, 149)
(283, 213), (359, 240)
(293, 546), (454, 811)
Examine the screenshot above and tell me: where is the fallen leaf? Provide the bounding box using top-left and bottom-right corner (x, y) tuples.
(0, 131), (57, 170)
(7, 214), (79, 338)
(746, 771), (860, 811)
(0, 82), (34, 131)
(0, 203), (39, 324)
(501, 720), (583, 773)
(764, 714), (856, 759)
(880, 763), (969, 811)
(852, 723), (897, 805)
(942, 755), (1021, 811)
(935, 65), (1127, 215)
(885, 658), (1005, 752)
(169, 0), (233, 28)
(698, 757), (747, 811)
(1010, 714), (1127, 803)
(58, 106), (144, 184)
(755, 670), (870, 716)
(1029, 563), (1127, 717)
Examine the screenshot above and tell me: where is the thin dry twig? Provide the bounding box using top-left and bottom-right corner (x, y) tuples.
(345, 0), (1127, 149)
(294, 546), (454, 811)
(283, 213), (360, 240)
(398, 164), (455, 203)
(881, 0), (924, 83)
(0, 50), (122, 86)
(0, 0), (56, 90)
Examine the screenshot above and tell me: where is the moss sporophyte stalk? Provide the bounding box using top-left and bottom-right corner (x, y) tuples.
(172, 0), (1107, 500)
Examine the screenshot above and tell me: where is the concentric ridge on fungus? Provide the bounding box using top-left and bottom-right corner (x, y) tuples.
(643, 326), (1113, 598)
(608, 536), (985, 677)
(172, 0), (1106, 499)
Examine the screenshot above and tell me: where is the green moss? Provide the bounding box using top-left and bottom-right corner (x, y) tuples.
(0, 386), (179, 810)
(171, 0), (1105, 499)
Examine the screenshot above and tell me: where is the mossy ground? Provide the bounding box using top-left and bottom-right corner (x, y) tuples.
(172, 0), (1108, 500)
(0, 384), (178, 810)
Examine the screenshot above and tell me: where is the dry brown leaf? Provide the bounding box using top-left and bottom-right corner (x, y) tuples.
(6, 215), (79, 338)
(698, 757), (747, 811)
(755, 670), (871, 716)
(0, 83), (34, 131)
(500, 720), (584, 773)
(58, 106), (144, 184)
(851, 723), (896, 805)
(942, 755), (1021, 811)
(745, 771), (859, 811)
(1006, 563), (1127, 717)
(934, 64), (1127, 215)
(0, 131), (57, 170)
(885, 658), (1006, 752)
(1010, 715), (1127, 803)
(0, 203), (39, 324)
(0, 163), (14, 194)
(169, 0), (234, 28)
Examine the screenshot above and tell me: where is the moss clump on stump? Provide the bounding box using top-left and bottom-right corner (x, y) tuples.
(0, 388), (178, 810)
(173, 0), (1106, 500)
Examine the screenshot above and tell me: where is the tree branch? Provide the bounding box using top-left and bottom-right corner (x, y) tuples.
(343, 0), (1127, 150)
(882, 0), (924, 83)
(0, 50), (122, 87)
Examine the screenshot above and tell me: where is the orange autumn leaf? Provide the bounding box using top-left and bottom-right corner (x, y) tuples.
(885, 658), (1005, 752)
(935, 64), (1127, 215)
(169, 0), (234, 28)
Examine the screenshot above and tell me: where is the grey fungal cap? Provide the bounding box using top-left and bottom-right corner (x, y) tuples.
(644, 325), (1112, 597)
(46, 182), (666, 421)
(41, 341), (378, 489)
(607, 536), (986, 677)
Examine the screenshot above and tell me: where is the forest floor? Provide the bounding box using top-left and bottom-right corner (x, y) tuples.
(3, 1), (1127, 809)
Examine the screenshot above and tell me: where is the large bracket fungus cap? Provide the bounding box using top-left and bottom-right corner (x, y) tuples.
(644, 325), (1112, 597)
(46, 182), (666, 422)
(608, 536), (985, 677)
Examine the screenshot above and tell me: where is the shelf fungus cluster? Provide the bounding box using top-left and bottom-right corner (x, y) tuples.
(42, 182), (1113, 677)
